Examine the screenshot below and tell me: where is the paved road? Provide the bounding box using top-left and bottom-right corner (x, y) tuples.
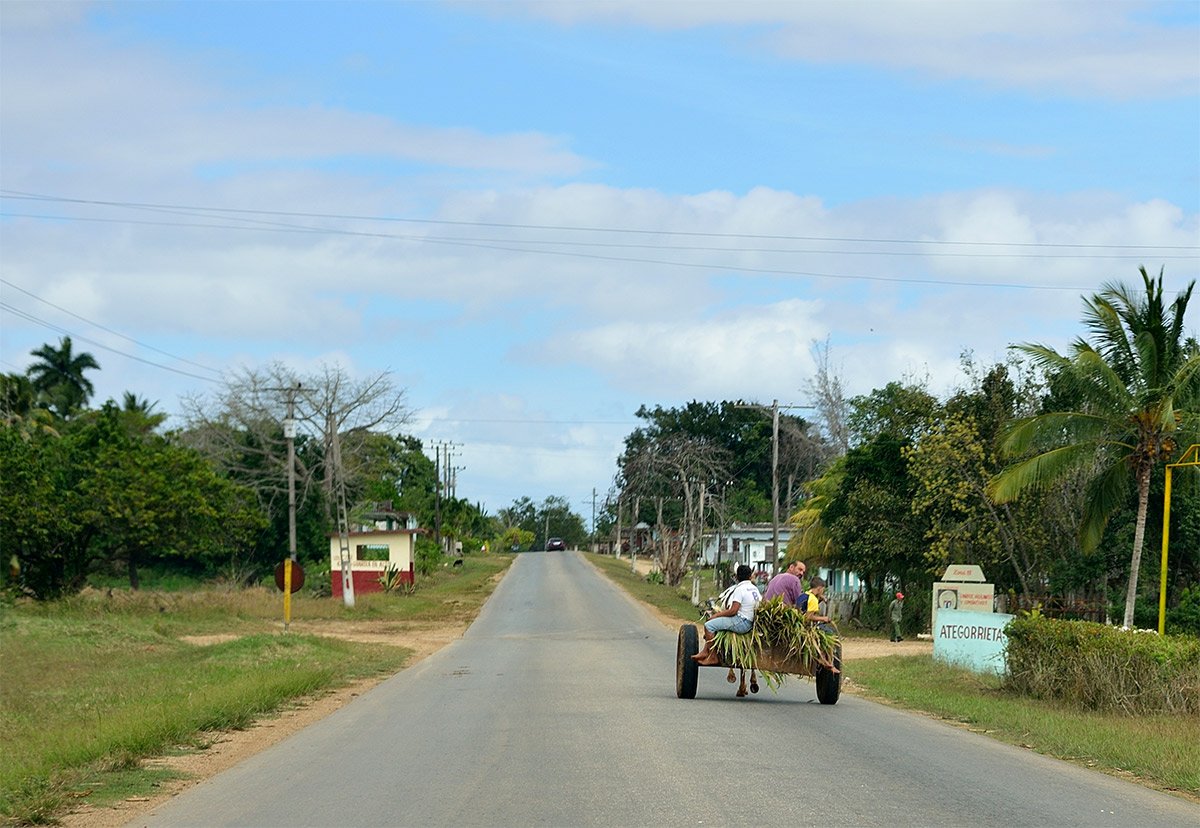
(138, 551), (1198, 827)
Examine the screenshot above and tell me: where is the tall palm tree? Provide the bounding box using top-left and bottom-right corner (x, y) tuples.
(990, 268), (1199, 628)
(27, 336), (100, 418)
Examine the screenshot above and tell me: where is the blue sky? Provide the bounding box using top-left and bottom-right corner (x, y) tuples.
(2, 0), (1198, 521)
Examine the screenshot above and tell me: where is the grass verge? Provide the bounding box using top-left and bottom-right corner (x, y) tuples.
(850, 656), (1200, 797)
(583, 552), (1200, 800)
(587, 553), (704, 624)
(0, 554), (513, 825)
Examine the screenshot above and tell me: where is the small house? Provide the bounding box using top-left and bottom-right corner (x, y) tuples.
(328, 503), (419, 597)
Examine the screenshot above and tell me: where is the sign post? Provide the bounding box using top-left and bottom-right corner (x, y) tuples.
(275, 560), (305, 629)
(932, 564), (994, 633)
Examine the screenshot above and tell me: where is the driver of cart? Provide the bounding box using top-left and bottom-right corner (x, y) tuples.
(763, 559), (807, 605)
(692, 564), (761, 666)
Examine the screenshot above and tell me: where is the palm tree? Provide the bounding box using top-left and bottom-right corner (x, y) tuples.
(120, 391), (168, 435)
(990, 268), (1199, 628)
(27, 336), (101, 418)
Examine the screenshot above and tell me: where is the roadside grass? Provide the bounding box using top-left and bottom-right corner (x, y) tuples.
(0, 554), (513, 825)
(587, 553), (703, 624)
(583, 552), (1200, 800)
(849, 656), (1200, 797)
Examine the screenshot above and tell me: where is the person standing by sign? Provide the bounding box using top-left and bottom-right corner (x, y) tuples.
(889, 592), (905, 641)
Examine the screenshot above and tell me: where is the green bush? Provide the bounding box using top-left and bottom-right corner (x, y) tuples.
(1004, 614), (1200, 715)
(414, 537), (442, 577)
(1168, 585), (1200, 636)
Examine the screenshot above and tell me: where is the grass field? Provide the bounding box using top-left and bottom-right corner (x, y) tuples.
(0, 554), (513, 825)
(585, 552), (1200, 800)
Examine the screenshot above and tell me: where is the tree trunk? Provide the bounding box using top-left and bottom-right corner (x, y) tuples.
(128, 550), (140, 591)
(1122, 465), (1151, 628)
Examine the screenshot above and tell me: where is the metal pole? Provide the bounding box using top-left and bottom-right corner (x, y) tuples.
(1159, 464), (1172, 636)
(1158, 445), (1199, 635)
(771, 398), (780, 564)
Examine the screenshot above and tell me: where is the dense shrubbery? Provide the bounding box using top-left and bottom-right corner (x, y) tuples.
(1004, 614), (1200, 715)
(1168, 585), (1200, 636)
(414, 536), (443, 577)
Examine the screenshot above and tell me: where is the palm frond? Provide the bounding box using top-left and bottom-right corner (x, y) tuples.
(999, 411), (1109, 456)
(989, 442), (1101, 503)
(1078, 454), (1133, 553)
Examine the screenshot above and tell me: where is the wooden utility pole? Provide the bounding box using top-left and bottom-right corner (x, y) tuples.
(614, 495), (623, 559)
(737, 400), (814, 569)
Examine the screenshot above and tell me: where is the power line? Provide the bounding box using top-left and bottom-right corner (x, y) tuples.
(422, 416), (638, 425)
(4, 190), (1195, 250)
(1, 278), (224, 377)
(0, 303), (223, 384)
(2, 209), (1193, 262)
(6, 209), (1186, 293)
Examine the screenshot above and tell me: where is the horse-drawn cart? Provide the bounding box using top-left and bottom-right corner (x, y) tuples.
(674, 623), (842, 703)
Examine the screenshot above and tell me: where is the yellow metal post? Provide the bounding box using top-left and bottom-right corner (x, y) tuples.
(1159, 444), (1200, 636)
(282, 556), (291, 628)
(1158, 466), (1172, 636)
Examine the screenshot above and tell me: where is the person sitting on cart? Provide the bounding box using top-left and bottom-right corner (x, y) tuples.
(692, 564), (761, 666)
(763, 559), (807, 605)
(801, 577), (840, 673)
(799, 576), (833, 626)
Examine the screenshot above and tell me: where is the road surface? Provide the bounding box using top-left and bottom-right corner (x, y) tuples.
(138, 551), (1198, 827)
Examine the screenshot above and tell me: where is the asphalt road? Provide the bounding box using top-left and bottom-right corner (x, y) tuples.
(137, 551), (1198, 827)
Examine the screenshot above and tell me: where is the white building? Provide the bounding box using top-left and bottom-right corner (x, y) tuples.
(699, 521), (863, 594)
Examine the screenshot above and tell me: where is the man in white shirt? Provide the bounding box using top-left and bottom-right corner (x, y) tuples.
(692, 564), (761, 666)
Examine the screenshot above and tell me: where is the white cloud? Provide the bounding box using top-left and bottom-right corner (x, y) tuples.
(0, 12), (590, 192)
(500, 0), (1200, 99)
(552, 298), (824, 399)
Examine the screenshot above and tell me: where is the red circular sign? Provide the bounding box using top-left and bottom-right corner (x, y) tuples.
(274, 561), (306, 593)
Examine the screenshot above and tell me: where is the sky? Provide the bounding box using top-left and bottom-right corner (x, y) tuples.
(1, 0), (1198, 523)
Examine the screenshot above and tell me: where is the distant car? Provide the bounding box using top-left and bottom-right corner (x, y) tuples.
(546, 537), (566, 551)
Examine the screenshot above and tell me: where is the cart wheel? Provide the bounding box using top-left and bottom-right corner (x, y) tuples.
(815, 643), (842, 705)
(676, 624), (699, 699)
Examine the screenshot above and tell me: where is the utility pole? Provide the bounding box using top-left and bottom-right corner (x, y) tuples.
(614, 494), (623, 559)
(268, 384), (303, 629)
(737, 400), (813, 569)
(282, 384), (301, 563)
(629, 495), (641, 574)
(591, 488), (597, 551)
(432, 440), (442, 547)
(330, 413), (355, 608)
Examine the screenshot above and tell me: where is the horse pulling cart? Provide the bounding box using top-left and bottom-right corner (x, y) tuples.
(674, 623), (842, 703)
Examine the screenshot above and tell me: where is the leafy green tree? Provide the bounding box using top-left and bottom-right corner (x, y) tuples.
(619, 400), (818, 523)
(1, 373), (37, 422)
(847, 380), (939, 447)
(536, 495), (587, 549)
(495, 495), (586, 550)
(0, 424), (84, 597)
(990, 268), (1200, 628)
(77, 405), (266, 589)
(824, 434), (930, 599)
(496, 526), (535, 553)
(27, 336), (100, 419)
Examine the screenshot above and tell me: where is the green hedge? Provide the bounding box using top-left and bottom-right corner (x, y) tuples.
(1004, 615), (1200, 715)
